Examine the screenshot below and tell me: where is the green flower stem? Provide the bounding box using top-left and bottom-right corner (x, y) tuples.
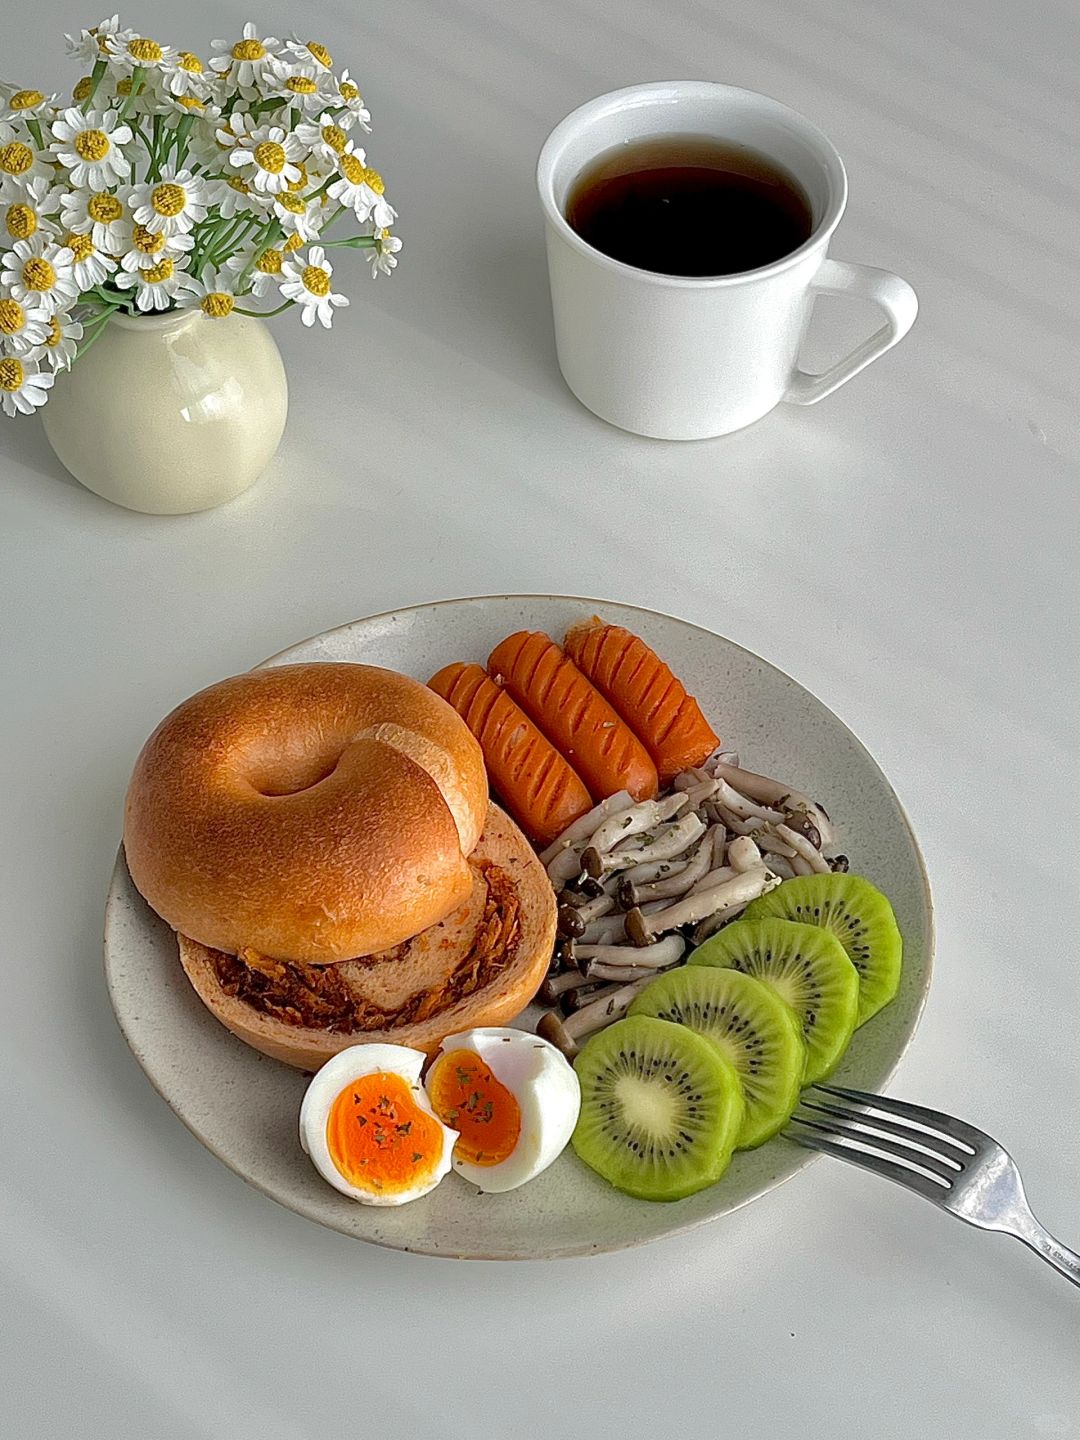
(234, 300), (294, 318)
(320, 203), (348, 233)
(318, 235), (377, 249)
(131, 121), (154, 156)
(171, 116), (195, 166)
(235, 218), (281, 292)
(75, 303), (122, 360)
(148, 114), (165, 180)
(27, 119), (45, 150)
(81, 59), (107, 114)
(117, 68), (145, 123)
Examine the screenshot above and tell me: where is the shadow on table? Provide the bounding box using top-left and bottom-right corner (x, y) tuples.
(1, 416), (83, 490)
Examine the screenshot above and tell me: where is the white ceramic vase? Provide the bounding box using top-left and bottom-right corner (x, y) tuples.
(41, 308), (288, 514)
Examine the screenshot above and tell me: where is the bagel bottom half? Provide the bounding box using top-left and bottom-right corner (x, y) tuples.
(177, 803), (556, 1069)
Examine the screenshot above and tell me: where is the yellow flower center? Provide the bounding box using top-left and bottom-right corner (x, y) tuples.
(144, 256), (174, 283)
(283, 233), (304, 252)
(22, 256), (56, 292)
(0, 299), (26, 335)
(73, 76), (93, 102)
(88, 192), (122, 223)
(286, 162), (308, 192)
(45, 315), (63, 347)
(116, 77), (134, 97)
(226, 176), (250, 193)
(276, 192), (306, 214)
(0, 142), (34, 175)
(0, 357), (25, 391)
(254, 140), (286, 174)
(284, 75), (318, 94)
(338, 151), (364, 185)
(255, 247), (283, 274)
(201, 292), (234, 318)
(66, 231), (95, 262)
(132, 224), (166, 256)
(321, 123), (346, 154)
(307, 41), (333, 67)
(96, 31), (111, 55)
(6, 203), (36, 240)
(152, 183), (187, 217)
(178, 52), (203, 73)
(232, 38), (266, 61)
(74, 129), (110, 162)
(339, 80), (360, 102)
(176, 95), (204, 111)
(11, 90), (45, 111)
(127, 37), (164, 63)
(361, 167), (384, 195)
(302, 264), (330, 296)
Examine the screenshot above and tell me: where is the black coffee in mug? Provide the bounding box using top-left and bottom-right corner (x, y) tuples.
(565, 134), (813, 278)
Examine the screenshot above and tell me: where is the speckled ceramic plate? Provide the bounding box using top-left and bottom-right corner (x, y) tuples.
(104, 596), (933, 1259)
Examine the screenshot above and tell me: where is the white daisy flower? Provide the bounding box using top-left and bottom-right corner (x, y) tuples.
(2, 176), (61, 245)
(50, 107), (133, 189)
(30, 309), (84, 371)
(209, 24), (282, 96)
(228, 124), (304, 195)
(214, 109), (256, 151)
(116, 222), (194, 272)
(62, 229), (116, 289)
(278, 245), (348, 328)
(0, 86), (59, 123)
(0, 293), (51, 354)
(0, 237), (79, 316)
(327, 143), (396, 228)
(164, 51), (211, 100)
(60, 188), (128, 253)
(159, 90), (220, 122)
(0, 354), (53, 415)
(271, 190), (323, 242)
(294, 111), (350, 165)
(284, 37), (336, 71)
(264, 57), (332, 113)
(367, 229), (402, 278)
(114, 253), (187, 312)
(333, 70), (372, 132)
(205, 173), (267, 219)
(224, 245), (285, 298)
(105, 33), (177, 72)
(176, 268), (237, 319)
(65, 15), (130, 66)
(0, 122), (52, 194)
(128, 170), (208, 236)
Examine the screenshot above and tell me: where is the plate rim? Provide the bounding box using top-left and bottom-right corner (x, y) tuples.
(105, 592), (935, 1259)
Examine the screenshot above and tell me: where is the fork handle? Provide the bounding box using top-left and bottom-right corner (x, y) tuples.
(1016, 1216), (1080, 1290)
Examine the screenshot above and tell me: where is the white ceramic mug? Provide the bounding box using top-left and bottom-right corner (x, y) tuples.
(537, 81), (918, 439)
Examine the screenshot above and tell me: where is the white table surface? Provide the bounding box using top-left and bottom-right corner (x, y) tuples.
(3, 2), (1079, 1436)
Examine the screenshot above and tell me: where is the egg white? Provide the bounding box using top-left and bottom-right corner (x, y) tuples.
(426, 1027), (581, 1194)
(299, 1043), (458, 1206)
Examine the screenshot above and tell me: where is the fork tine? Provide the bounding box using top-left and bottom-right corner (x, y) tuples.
(798, 1099), (966, 1171)
(787, 1123), (951, 1202)
(813, 1084), (985, 1153)
(792, 1108), (961, 1184)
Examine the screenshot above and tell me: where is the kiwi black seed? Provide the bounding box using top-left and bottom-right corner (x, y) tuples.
(744, 873), (903, 1026)
(571, 1015), (744, 1202)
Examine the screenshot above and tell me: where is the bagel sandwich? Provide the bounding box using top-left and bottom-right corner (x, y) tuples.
(123, 663), (557, 1069)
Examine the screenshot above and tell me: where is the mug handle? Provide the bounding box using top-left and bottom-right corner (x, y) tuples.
(784, 258), (918, 405)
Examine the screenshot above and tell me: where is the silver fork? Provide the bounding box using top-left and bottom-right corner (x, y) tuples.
(787, 1083), (1080, 1290)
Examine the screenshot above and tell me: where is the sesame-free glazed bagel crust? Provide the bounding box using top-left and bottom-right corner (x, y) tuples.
(124, 664), (488, 962)
(178, 803), (557, 1067)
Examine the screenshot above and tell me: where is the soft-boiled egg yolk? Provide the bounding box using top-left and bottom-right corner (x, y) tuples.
(426, 1049), (522, 1167)
(326, 1072), (447, 1196)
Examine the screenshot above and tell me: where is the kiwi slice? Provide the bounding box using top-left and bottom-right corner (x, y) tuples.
(690, 918), (859, 1083)
(629, 967), (804, 1148)
(571, 1015), (745, 1202)
(744, 873), (903, 1026)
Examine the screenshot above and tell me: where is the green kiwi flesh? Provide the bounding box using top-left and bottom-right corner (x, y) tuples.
(690, 917), (859, 1083)
(571, 1015), (745, 1201)
(629, 966), (805, 1148)
(744, 873), (903, 1026)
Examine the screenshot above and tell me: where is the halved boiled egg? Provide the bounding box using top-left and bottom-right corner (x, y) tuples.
(300, 1043), (458, 1206)
(424, 1027), (581, 1193)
